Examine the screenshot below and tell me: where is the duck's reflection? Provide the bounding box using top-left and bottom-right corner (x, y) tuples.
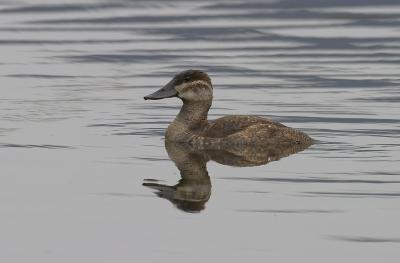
(143, 141), (311, 212)
(143, 142), (211, 212)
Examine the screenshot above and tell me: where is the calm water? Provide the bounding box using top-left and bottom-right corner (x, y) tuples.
(1, 0), (400, 262)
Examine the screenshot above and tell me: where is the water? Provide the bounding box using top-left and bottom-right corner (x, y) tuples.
(1, 0), (400, 262)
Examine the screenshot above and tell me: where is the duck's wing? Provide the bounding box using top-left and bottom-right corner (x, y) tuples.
(221, 123), (313, 145)
(204, 115), (285, 138)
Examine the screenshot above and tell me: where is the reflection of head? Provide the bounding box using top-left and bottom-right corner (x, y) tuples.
(144, 141), (311, 213)
(143, 142), (211, 212)
(143, 176), (211, 213)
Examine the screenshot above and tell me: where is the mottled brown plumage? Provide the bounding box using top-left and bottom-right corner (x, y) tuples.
(144, 69), (313, 147)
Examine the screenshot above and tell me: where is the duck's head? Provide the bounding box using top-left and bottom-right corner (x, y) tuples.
(144, 70), (212, 102)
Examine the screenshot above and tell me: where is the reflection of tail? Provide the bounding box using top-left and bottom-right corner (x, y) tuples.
(195, 142), (312, 167)
(210, 141), (313, 166)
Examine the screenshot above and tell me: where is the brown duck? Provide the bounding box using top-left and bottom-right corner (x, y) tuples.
(144, 70), (313, 147)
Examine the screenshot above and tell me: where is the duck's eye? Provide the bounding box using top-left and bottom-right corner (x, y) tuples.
(184, 76), (191, 82)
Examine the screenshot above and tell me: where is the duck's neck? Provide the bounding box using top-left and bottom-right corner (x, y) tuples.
(176, 100), (211, 129)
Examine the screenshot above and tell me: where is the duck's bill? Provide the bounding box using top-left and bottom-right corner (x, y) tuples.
(144, 81), (177, 100)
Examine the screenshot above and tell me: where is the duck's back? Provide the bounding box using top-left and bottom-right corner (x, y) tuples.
(203, 115), (312, 145)
(204, 115), (283, 137)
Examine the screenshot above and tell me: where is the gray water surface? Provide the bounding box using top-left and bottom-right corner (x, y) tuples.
(1, 0), (400, 262)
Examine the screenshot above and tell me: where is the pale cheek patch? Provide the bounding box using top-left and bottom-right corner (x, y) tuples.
(175, 82), (189, 93)
(176, 80), (212, 101)
(180, 89), (198, 100)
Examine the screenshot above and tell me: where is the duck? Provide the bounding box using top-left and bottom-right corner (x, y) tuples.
(144, 69), (313, 147)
